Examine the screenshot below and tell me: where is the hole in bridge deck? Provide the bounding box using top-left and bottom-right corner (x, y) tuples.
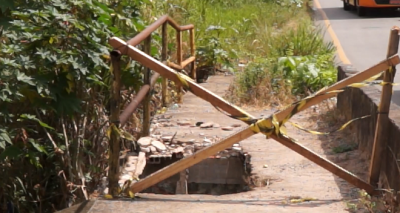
(139, 151), (253, 195)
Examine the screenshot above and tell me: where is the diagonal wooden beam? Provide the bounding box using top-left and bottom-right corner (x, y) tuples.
(109, 37), (400, 122)
(109, 37), (399, 195)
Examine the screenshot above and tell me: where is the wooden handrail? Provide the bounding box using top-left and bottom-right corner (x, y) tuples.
(118, 15), (196, 126)
(127, 15), (194, 46)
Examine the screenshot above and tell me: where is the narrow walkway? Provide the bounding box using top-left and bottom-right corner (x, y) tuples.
(86, 75), (368, 213)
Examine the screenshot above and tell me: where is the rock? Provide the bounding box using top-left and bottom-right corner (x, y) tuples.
(140, 147), (151, 153)
(161, 136), (173, 142)
(203, 138), (213, 143)
(149, 146), (156, 153)
(177, 121), (192, 126)
(231, 124), (242, 127)
(196, 121), (204, 126)
(157, 119), (170, 123)
(199, 133), (205, 136)
(151, 140), (167, 151)
(232, 147), (242, 151)
(184, 149), (193, 156)
(200, 122), (213, 128)
(194, 143), (203, 151)
(233, 143), (240, 147)
(222, 126), (234, 131)
(137, 136), (152, 147)
(172, 147), (184, 153)
(213, 123), (221, 128)
(120, 174), (131, 181)
(230, 152), (238, 157)
(203, 142), (211, 147)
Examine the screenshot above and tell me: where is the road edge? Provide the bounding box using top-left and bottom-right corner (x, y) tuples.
(313, 0), (352, 65)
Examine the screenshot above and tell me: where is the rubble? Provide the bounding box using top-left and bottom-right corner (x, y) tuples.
(113, 115), (248, 193)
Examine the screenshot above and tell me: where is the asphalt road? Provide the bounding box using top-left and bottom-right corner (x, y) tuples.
(314, 0), (400, 105)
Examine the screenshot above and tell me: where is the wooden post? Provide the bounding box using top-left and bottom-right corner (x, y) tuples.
(175, 170), (188, 194)
(369, 27), (400, 186)
(189, 29), (196, 80)
(176, 30), (183, 104)
(161, 23), (169, 107)
(108, 50), (122, 196)
(142, 36), (152, 137)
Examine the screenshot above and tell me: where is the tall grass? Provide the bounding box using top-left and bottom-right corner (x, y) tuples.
(152, 0), (336, 107)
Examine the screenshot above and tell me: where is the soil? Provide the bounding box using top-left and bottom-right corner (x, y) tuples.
(87, 75), (370, 213)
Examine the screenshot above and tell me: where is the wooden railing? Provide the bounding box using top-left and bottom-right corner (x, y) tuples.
(107, 15), (196, 196)
(117, 15), (196, 129)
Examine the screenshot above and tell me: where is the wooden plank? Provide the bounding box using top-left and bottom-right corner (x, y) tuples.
(182, 56), (195, 69)
(108, 50), (122, 196)
(176, 31), (183, 103)
(161, 23), (168, 107)
(269, 134), (375, 194)
(369, 27), (400, 186)
(175, 170), (188, 194)
(134, 152), (147, 177)
(142, 36), (152, 137)
(190, 29), (196, 79)
(168, 57), (195, 70)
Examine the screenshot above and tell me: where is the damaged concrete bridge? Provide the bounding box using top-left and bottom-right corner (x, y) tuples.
(58, 16), (400, 212)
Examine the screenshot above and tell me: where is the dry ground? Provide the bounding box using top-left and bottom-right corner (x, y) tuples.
(86, 75), (371, 213)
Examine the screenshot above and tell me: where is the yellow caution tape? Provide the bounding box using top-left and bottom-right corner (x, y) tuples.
(288, 115), (371, 135)
(176, 72), (191, 90)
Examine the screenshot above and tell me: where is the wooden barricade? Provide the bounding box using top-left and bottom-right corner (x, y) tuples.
(110, 36), (400, 195)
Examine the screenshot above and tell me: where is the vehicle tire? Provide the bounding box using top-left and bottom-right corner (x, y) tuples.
(343, 0), (350, 11)
(356, 0), (367, 16)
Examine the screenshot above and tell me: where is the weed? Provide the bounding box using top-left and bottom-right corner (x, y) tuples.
(332, 143), (358, 154)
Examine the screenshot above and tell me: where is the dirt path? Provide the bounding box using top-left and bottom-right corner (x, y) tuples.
(88, 75), (369, 213)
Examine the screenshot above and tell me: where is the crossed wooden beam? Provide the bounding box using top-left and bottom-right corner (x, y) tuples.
(110, 37), (400, 195)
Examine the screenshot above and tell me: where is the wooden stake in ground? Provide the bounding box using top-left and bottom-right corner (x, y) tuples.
(108, 50), (122, 196)
(161, 22), (169, 107)
(142, 36), (152, 137)
(369, 27), (400, 186)
(109, 37), (400, 195)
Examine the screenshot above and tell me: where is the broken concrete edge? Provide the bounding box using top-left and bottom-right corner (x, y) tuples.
(337, 65), (400, 199)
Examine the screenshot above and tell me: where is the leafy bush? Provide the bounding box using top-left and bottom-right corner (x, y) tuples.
(0, 0), (151, 212)
(277, 53), (336, 94)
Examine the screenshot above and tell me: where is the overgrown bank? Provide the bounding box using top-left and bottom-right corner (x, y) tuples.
(155, 0), (336, 107)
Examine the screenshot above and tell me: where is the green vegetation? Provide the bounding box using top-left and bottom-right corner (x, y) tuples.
(332, 143), (358, 154)
(154, 0), (337, 106)
(0, 0), (154, 212)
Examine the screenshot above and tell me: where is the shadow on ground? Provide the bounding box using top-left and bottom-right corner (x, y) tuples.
(311, 104), (375, 210)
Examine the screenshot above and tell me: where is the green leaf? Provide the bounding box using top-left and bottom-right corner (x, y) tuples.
(0, 0), (15, 12)
(0, 129), (12, 148)
(29, 139), (48, 155)
(0, 145), (22, 160)
(16, 72), (35, 86)
(20, 114), (54, 130)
